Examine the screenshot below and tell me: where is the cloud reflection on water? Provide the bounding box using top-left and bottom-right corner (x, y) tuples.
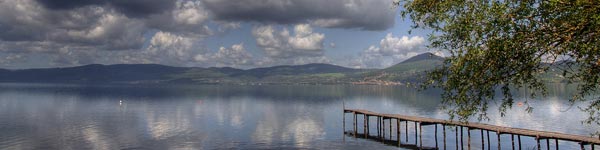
(0, 83), (597, 149)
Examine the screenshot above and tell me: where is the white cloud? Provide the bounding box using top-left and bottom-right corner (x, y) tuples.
(63, 12), (146, 50)
(288, 24), (325, 50)
(149, 32), (192, 57)
(252, 24), (325, 58)
(113, 31), (206, 66)
(211, 43), (254, 67)
(0, 0), (147, 51)
(173, 1), (209, 25)
(379, 33), (425, 55)
(145, 0), (213, 37)
(250, 24), (332, 67)
(0, 54), (24, 67)
(353, 33), (429, 68)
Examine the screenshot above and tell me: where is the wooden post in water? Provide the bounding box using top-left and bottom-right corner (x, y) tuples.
(487, 130), (491, 150)
(443, 124), (447, 150)
(546, 139), (550, 150)
(461, 126), (464, 150)
(480, 130), (484, 150)
(353, 112), (357, 137)
(456, 126), (459, 150)
(363, 115), (367, 138)
(389, 118), (392, 140)
(467, 127), (471, 150)
(397, 119), (401, 146)
(405, 121), (408, 143)
(555, 139), (558, 150)
(366, 116), (370, 136)
(382, 118), (385, 140)
(497, 131), (501, 150)
(518, 135), (522, 150)
(512, 134), (515, 150)
(435, 124), (439, 149)
(342, 112), (345, 134)
(377, 117), (380, 137)
(414, 121), (418, 146)
(580, 142), (585, 150)
(535, 136), (542, 150)
(419, 122), (423, 149)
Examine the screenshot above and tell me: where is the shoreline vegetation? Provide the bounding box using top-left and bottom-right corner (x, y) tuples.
(0, 52), (569, 86)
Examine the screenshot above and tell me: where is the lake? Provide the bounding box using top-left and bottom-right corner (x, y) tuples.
(0, 83), (597, 149)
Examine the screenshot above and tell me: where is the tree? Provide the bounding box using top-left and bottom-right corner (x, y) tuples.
(397, 0), (600, 130)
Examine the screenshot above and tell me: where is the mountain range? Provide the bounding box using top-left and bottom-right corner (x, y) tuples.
(0, 53), (445, 85)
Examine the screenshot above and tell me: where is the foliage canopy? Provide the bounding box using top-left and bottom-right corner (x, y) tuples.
(397, 0), (600, 128)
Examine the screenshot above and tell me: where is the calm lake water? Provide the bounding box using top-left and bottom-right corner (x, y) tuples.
(0, 83), (597, 149)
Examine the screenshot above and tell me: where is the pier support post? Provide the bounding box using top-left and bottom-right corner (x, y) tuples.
(389, 119), (392, 140)
(546, 139), (549, 150)
(382, 118), (385, 140)
(397, 119), (401, 146)
(405, 121), (408, 143)
(435, 124), (438, 149)
(353, 112), (357, 137)
(518, 135), (522, 150)
(461, 126), (464, 150)
(535, 136), (542, 150)
(342, 112), (346, 134)
(415, 122), (418, 146)
(580, 142), (584, 150)
(455, 126), (459, 150)
(419, 122), (423, 149)
(443, 124), (447, 150)
(555, 139), (558, 150)
(366, 116), (370, 136)
(364, 115), (367, 138)
(497, 132), (501, 150)
(512, 134), (515, 150)
(481, 130), (485, 150)
(467, 127), (471, 150)
(377, 117), (380, 137)
(487, 130), (491, 150)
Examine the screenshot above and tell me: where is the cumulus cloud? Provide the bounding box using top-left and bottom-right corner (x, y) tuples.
(133, 31), (202, 65)
(0, 0), (408, 69)
(203, 0), (395, 30)
(0, 0), (215, 68)
(0, 54), (25, 68)
(252, 24), (325, 58)
(145, 0), (213, 36)
(353, 33), (428, 68)
(210, 43), (254, 67)
(379, 33), (425, 55)
(0, 0), (146, 51)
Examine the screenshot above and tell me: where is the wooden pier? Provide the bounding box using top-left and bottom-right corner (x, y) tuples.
(344, 108), (600, 150)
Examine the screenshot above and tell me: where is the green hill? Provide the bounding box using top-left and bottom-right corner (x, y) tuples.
(354, 53), (444, 84)
(0, 52), (568, 85)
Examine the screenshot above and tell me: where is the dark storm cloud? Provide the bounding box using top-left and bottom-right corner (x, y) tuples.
(34, 0), (102, 10)
(203, 0), (396, 31)
(35, 0), (175, 18)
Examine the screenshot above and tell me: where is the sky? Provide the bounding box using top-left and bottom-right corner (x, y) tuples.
(0, 0), (441, 69)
